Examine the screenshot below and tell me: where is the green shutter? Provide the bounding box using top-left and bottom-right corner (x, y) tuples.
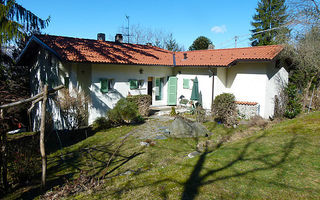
(183, 79), (189, 89)
(155, 78), (162, 100)
(130, 79), (138, 89)
(167, 77), (177, 105)
(100, 79), (109, 93)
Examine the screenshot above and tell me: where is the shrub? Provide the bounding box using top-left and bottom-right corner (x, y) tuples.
(126, 95), (152, 116)
(56, 88), (90, 129)
(284, 84), (302, 119)
(212, 93), (237, 126)
(170, 107), (177, 116)
(92, 117), (111, 131)
(107, 98), (140, 125)
(195, 105), (207, 123)
(248, 115), (268, 129)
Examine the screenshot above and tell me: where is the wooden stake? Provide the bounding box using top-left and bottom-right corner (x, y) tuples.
(40, 85), (48, 190)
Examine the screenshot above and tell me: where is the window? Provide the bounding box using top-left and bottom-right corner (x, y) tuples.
(129, 79), (144, 89)
(100, 79), (114, 93)
(155, 77), (164, 100)
(183, 79), (190, 89)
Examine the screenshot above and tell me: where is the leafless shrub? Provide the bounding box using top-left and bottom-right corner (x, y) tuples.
(312, 87), (320, 110)
(41, 171), (103, 199)
(56, 88), (90, 129)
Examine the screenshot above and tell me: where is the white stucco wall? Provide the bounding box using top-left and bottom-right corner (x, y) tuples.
(214, 62), (288, 118)
(89, 64), (173, 124)
(173, 67), (214, 110)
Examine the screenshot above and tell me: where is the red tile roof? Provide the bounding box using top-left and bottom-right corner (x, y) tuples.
(235, 101), (258, 106)
(175, 45), (283, 66)
(32, 34), (283, 67)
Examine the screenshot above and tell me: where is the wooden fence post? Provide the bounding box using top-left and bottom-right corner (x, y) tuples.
(40, 85), (48, 190)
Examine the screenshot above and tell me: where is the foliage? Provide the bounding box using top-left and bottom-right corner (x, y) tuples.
(250, 0), (289, 46)
(107, 98), (140, 125)
(56, 88), (90, 129)
(284, 84), (302, 118)
(92, 117), (110, 131)
(170, 106), (177, 116)
(165, 33), (184, 51)
(0, 0), (49, 45)
(126, 94), (152, 116)
(189, 36), (214, 51)
(212, 93), (238, 126)
(195, 105), (207, 123)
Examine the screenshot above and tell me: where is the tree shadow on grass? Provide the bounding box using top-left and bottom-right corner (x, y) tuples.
(108, 130), (307, 200)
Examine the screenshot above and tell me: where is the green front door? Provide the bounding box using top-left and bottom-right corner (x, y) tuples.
(167, 76), (177, 105)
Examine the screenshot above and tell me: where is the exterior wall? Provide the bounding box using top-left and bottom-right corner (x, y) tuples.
(265, 64), (288, 118)
(30, 49), (69, 131)
(89, 64), (173, 124)
(237, 104), (260, 119)
(214, 62), (288, 118)
(173, 67), (214, 110)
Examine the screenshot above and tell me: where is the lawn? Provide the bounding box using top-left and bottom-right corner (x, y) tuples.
(6, 112), (320, 199)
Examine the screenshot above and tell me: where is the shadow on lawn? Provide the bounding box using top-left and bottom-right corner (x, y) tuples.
(110, 130), (303, 200)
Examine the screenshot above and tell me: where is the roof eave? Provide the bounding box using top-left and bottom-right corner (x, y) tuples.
(16, 35), (62, 64)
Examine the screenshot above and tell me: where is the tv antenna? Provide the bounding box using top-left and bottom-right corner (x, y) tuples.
(123, 15), (133, 43)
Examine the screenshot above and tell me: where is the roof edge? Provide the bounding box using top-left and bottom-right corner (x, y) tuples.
(16, 35), (62, 64)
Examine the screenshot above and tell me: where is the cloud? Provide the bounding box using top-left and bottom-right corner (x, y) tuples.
(211, 25), (227, 34)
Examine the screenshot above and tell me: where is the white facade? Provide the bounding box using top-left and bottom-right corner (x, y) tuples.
(30, 49), (288, 130)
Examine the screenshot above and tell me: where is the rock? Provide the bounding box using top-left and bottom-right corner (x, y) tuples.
(169, 116), (209, 138)
(188, 151), (201, 158)
(140, 141), (149, 146)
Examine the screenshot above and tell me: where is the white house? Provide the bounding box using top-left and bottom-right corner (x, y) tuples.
(17, 34), (287, 130)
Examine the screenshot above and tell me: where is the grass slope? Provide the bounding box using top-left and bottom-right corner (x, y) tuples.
(10, 112), (320, 199)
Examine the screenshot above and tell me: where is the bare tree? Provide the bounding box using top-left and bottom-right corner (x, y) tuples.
(287, 0), (320, 28)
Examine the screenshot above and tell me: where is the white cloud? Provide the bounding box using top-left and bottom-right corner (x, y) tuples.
(211, 25), (227, 34)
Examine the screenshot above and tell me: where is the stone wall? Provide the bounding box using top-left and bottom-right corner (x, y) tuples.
(237, 103), (260, 119)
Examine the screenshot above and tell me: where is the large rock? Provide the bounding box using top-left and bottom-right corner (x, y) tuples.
(168, 116), (209, 138)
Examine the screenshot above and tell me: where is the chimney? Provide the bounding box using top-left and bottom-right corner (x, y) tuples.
(146, 42), (152, 46)
(183, 53), (188, 59)
(115, 34), (123, 43)
(97, 33), (105, 41)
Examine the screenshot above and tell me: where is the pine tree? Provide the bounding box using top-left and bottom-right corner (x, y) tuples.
(0, 0), (50, 45)
(250, 0), (289, 46)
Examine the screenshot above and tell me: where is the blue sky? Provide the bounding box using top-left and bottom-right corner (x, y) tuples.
(17, 0), (258, 49)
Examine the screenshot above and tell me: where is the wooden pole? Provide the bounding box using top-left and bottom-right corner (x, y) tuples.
(0, 109), (8, 191)
(40, 85), (48, 190)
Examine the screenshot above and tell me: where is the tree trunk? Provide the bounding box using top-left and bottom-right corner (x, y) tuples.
(303, 76), (316, 112)
(40, 85), (48, 190)
(0, 109), (8, 192)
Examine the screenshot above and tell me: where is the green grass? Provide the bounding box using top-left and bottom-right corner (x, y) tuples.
(7, 112), (320, 199)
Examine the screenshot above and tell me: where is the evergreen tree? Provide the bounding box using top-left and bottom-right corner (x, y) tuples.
(165, 33), (184, 51)
(189, 36), (214, 51)
(0, 0), (50, 45)
(250, 0), (289, 46)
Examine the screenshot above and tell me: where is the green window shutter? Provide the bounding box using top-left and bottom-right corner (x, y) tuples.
(167, 77), (177, 105)
(100, 79), (109, 93)
(183, 79), (189, 89)
(130, 79), (138, 89)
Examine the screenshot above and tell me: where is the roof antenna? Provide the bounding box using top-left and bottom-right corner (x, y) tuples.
(124, 15), (132, 44)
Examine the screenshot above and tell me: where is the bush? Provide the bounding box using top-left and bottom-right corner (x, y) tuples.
(212, 93), (237, 126)
(92, 117), (111, 131)
(170, 107), (177, 116)
(126, 95), (152, 116)
(284, 84), (302, 119)
(107, 98), (141, 125)
(195, 105), (207, 123)
(56, 88), (90, 129)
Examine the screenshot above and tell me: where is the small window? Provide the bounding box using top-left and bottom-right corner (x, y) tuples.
(129, 79), (139, 89)
(183, 79), (190, 89)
